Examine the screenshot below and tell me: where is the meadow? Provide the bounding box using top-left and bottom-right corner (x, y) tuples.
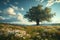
(0, 24), (60, 40)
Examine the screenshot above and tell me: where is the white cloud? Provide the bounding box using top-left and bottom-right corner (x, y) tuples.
(1, 5), (60, 25)
(35, 0), (44, 3)
(17, 13), (29, 24)
(6, 7), (16, 16)
(0, 16), (11, 20)
(40, 0), (44, 3)
(10, 5), (24, 11)
(17, 13), (36, 25)
(2, 7), (16, 16)
(3, 5), (24, 16)
(17, 13), (24, 21)
(0, 16), (5, 20)
(4, 8), (35, 25)
(11, 5), (18, 10)
(0, 7), (16, 20)
(46, 0), (60, 7)
(52, 17), (60, 23)
(21, 8), (24, 11)
(55, 0), (60, 3)
(46, 0), (55, 7)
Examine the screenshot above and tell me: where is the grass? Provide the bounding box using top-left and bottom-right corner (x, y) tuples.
(0, 23), (60, 40)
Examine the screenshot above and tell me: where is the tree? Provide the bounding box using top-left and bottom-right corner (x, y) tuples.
(24, 5), (55, 25)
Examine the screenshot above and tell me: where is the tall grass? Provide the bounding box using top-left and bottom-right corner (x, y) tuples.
(0, 24), (60, 40)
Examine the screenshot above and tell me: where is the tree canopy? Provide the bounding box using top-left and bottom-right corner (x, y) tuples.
(24, 5), (55, 25)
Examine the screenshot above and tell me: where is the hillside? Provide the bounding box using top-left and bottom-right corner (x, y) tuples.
(0, 24), (60, 40)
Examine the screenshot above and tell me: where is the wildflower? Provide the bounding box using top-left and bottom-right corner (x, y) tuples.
(26, 34), (31, 37)
(45, 38), (48, 40)
(23, 37), (26, 39)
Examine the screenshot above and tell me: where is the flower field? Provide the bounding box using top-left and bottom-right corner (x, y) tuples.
(0, 24), (60, 40)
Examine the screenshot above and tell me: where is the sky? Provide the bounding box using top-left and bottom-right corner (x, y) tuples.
(0, 0), (60, 25)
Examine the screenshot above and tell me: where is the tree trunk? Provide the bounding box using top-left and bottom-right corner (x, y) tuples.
(36, 19), (39, 25)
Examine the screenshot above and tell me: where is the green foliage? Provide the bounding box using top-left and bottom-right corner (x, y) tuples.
(24, 5), (55, 25)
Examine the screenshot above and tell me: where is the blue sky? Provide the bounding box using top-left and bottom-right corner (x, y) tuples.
(0, 0), (60, 25)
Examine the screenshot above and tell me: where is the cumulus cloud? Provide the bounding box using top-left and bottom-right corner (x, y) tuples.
(51, 17), (60, 23)
(2, 6), (35, 25)
(17, 13), (28, 24)
(6, 7), (16, 15)
(0, 16), (5, 20)
(3, 7), (16, 16)
(0, 7), (16, 21)
(0, 16), (11, 20)
(17, 13), (24, 21)
(46, 0), (60, 7)
(46, 0), (55, 7)
(1, 6), (60, 25)
(17, 13), (36, 25)
(3, 5), (24, 16)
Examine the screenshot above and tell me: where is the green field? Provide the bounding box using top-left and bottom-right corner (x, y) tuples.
(0, 24), (60, 40)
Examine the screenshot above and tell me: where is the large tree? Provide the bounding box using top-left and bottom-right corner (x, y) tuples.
(24, 5), (55, 25)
